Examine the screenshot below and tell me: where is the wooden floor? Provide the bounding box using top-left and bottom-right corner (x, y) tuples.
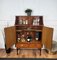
(0, 49), (57, 58)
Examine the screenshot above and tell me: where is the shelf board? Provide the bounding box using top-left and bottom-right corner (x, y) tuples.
(15, 25), (43, 27)
(15, 25), (29, 27)
(16, 30), (22, 32)
(16, 40), (41, 44)
(16, 29), (42, 32)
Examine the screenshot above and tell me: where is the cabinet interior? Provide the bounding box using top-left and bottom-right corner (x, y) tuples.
(15, 16), (43, 43)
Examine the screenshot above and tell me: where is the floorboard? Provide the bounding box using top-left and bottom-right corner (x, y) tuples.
(0, 49), (57, 58)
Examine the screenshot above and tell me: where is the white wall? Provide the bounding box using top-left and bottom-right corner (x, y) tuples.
(0, 0), (57, 48)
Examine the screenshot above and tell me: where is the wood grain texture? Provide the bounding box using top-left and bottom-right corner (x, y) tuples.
(42, 26), (53, 50)
(4, 26), (16, 49)
(0, 49), (57, 58)
(16, 42), (42, 48)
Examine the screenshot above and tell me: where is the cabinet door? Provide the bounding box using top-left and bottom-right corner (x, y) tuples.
(4, 26), (16, 49)
(42, 26), (53, 50)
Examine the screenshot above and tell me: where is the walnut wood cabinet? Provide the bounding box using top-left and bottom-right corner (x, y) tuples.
(4, 16), (53, 55)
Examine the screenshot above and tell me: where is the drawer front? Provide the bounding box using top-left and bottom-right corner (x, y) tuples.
(35, 43), (42, 48)
(29, 44), (35, 48)
(16, 43), (42, 48)
(16, 43), (28, 48)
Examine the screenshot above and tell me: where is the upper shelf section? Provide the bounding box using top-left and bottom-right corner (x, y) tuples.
(15, 16), (43, 26)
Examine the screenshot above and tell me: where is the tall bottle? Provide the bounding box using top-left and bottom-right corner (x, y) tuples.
(26, 32), (32, 42)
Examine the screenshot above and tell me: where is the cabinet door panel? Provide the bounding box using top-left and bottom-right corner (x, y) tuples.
(4, 26), (16, 49)
(42, 26), (53, 50)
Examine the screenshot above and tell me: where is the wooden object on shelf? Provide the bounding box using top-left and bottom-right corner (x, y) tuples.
(4, 16), (53, 55)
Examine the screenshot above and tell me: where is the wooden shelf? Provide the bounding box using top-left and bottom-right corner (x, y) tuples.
(16, 40), (41, 44)
(15, 25), (43, 27)
(16, 29), (42, 32)
(15, 25), (29, 27)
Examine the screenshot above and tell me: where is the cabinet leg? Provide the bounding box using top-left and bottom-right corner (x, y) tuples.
(17, 48), (18, 55)
(18, 48), (21, 54)
(39, 49), (41, 56)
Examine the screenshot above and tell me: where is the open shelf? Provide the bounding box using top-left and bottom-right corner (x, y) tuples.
(15, 16), (43, 43)
(16, 39), (41, 44)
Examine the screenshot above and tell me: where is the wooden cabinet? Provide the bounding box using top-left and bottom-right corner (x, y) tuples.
(4, 16), (53, 55)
